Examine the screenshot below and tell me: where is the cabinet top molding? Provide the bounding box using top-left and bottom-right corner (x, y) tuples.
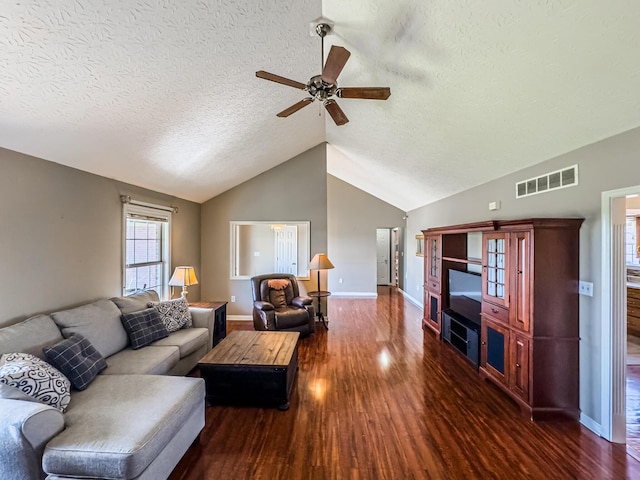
(422, 218), (584, 235)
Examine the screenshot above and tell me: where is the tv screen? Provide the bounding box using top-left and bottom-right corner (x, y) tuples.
(448, 269), (482, 325)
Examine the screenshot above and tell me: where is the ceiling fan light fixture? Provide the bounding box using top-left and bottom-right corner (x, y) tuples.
(307, 75), (337, 101)
(256, 19), (390, 126)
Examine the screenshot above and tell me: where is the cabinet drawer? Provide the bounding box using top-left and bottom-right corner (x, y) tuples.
(482, 302), (510, 325)
(627, 287), (640, 300)
(628, 297), (640, 309)
(428, 279), (441, 293)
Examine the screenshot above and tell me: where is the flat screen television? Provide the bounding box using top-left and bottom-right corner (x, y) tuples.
(448, 269), (482, 326)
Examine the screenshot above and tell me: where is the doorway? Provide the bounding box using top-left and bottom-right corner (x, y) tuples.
(601, 185), (640, 447)
(376, 228), (391, 285)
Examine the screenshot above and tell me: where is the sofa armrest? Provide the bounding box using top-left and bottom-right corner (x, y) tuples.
(254, 301), (275, 311)
(189, 307), (215, 350)
(0, 398), (65, 480)
(291, 296), (312, 308)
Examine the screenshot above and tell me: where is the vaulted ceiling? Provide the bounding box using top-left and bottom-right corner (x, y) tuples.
(1, 1), (639, 211)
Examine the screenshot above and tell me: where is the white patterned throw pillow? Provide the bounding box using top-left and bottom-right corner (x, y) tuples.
(0, 352), (71, 412)
(148, 297), (192, 332)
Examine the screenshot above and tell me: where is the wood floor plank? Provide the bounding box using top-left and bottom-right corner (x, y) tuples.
(172, 287), (640, 479)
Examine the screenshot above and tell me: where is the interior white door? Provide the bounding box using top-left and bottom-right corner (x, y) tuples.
(376, 228), (391, 285)
(275, 226), (298, 275)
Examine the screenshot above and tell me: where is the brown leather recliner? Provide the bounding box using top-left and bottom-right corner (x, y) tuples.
(251, 273), (315, 336)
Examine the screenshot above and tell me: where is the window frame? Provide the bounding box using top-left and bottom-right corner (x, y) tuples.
(122, 203), (172, 299)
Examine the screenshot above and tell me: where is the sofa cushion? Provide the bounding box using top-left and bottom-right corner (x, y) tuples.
(51, 300), (128, 358)
(150, 328), (208, 358)
(149, 296), (192, 330)
(102, 346), (179, 375)
(42, 374), (205, 480)
(0, 352), (71, 412)
(43, 334), (107, 391)
(0, 315), (64, 360)
(111, 290), (160, 315)
(120, 308), (169, 349)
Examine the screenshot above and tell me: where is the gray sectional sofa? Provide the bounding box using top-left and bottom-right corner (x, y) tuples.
(0, 291), (215, 480)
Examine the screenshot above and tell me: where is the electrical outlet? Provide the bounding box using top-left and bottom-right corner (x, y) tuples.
(578, 281), (593, 297)
(230, 296), (236, 302)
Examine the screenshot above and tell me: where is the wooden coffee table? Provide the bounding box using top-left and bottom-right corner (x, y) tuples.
(198, 331), (300, 410)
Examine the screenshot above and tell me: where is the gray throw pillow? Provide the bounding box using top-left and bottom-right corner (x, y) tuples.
(111, 289), (161, 314)
(43, 334), (107, 391)
(50, 300), (128, 358)
(121, 308), (169, 349)
(0, 352), (71, 411)
(148, 297), (192, 331)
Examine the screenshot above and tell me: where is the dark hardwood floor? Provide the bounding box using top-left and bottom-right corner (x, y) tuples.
(170, 287), (640, 479)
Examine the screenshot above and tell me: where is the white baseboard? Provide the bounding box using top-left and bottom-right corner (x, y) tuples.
(399, 289), (423, 308)
(580, 413), (602, 437)
(227, 315), (252, 321)
(330, 292), (378, 297)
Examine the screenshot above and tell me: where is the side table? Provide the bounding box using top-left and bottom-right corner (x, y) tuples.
(307, 291), (331, 330)
(189, 301), (227, 347)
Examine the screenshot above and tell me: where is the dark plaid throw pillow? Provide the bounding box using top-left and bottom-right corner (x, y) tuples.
(43, 334), (107, 391)
(121, 307), (169, 349)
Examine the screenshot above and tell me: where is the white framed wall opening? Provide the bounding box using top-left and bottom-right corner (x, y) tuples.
(229, 221), (310, 280)
(123, 203), (171, 299)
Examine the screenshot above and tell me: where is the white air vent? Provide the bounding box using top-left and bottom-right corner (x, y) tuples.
(516, 165), (578, 199)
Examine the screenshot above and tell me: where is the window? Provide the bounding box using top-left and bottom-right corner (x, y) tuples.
(123, 204), (171, 298)
(626, 216), (640, 266)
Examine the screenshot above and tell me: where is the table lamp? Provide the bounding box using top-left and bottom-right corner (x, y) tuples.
(309, 253), (334, 291)
(169, 266), (198, 297)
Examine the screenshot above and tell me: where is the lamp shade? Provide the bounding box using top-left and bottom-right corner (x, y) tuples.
(309, 253), (334, 270)
(168, 266), (198, 287)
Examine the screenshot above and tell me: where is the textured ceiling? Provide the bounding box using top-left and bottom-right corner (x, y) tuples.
(1, 1), (639, 211)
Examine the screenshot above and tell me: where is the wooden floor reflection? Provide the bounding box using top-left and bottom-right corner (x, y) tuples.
(171, 287), (640, 479)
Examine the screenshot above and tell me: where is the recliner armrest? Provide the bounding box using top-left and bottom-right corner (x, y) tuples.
(254, 301), (275, 311)
(292, 296), (312, 307)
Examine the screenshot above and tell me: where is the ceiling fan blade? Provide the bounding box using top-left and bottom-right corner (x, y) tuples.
(276, 98), (314, 117)
(324, 100), (349, 126)
(337, 87), (391, 100)
(321, 46), (351, 85)
(256, 71), (306, 90)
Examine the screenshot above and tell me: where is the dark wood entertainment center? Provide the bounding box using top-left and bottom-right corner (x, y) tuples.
(422, 218), (584, 420)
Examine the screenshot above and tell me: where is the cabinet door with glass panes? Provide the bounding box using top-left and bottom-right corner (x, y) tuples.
(425, 234), (442, 293)
(482, 232), (509, 308)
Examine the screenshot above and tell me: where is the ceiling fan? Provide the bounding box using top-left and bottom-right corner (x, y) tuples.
(255, 23), (390, 126)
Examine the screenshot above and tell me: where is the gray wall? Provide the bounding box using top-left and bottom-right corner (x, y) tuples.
(404, 126), (640, 428)
(0, 148), (201, 326)
(200, 144), (328, 316)
(327, 174), (406, 295)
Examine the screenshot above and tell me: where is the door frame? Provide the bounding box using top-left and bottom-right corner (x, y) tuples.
(601, 185), (640, 443)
